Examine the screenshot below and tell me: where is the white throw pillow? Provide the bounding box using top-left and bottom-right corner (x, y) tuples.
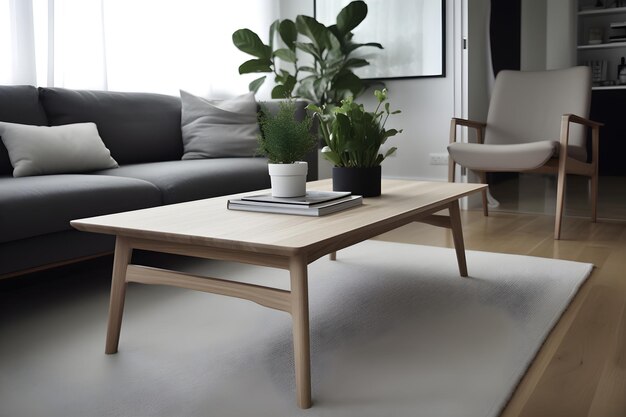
(180, 90), (259, 159)
(0, 121), (118, 177)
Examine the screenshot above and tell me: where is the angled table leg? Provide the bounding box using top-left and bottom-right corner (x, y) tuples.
(105, 237), (133, 354)
(289, 255), (312, 409)
(448, 200), (468, 277)
(414, 200), (469, 277)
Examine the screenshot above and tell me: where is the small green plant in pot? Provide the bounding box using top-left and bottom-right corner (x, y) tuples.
(258, 99), (317, 197)
(307, 88), (402, 197)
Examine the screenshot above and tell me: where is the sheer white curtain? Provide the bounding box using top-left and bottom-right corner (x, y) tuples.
(0, 0), (279, 97)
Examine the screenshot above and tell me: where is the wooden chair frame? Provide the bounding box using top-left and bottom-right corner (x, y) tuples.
(448, 115), (602, 240)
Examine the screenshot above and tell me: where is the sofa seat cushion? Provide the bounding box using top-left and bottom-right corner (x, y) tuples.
(94, 158), (271, 204)
(0, 229), (114, 276)
(0, 174), (161, 243)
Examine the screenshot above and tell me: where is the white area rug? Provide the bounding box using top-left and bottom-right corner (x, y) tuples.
(0, 241), (592, 417)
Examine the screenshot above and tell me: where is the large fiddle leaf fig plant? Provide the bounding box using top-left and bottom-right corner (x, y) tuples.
(232, 0), (382, 106)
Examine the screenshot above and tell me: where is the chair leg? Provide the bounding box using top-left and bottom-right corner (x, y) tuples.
(554, 170), (567, 240)
(478, 172), (488, 217)
(590, 173), (598, 223)
(448, 158), (455, 183)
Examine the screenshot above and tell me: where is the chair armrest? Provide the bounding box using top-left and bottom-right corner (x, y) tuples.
(562, 114), (603, 129)
(449, 118), (487, 144)
(559, 114), (602, 167)
(451, 118), (487, 130)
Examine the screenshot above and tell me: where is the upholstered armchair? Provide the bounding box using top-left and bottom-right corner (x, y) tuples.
(447, 66), (602, 240)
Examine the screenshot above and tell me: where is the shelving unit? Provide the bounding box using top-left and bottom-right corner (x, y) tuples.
(577, 3), (626, 82)
(578, 3), (626, 175)
(579, 5), (626, 15)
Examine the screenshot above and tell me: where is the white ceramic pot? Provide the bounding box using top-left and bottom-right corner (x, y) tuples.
(268, 162), (308, 197)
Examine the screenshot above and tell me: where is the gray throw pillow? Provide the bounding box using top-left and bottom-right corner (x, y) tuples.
(180, 90), (259, 159)
(0, 121), (118, 177)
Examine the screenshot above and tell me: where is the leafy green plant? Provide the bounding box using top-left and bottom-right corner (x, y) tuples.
(232, 0), (382, 106)
(257, 100), (317, 164)
(307, 88), (402, 168)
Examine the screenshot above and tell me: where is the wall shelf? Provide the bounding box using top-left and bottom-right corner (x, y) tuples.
(578, 6), (626, 16)
(578, 41), (626, 50)
(592, 85), (626, 90)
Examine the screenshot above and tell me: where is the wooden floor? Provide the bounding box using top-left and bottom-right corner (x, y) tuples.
(375, 209), (626, 417)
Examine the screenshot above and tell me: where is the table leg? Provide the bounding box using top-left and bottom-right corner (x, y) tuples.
(289, 255), (312, 409)
(449, 200), (468, 277)
(105, 237), (133, 354)
(329, 251), (336, 261)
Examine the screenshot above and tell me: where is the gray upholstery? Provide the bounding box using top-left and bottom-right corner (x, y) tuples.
(0, 86), (316, 276)
(449, 141), (558, 171)
(94, 158), (271, 204)
(448, 142), (588, 172)
(180, 91), (259, 159)
(0, 230), (114, 276)
(448, 67), (591, 171)
(0, 174), (161, 243)
(0, 85), (49, 175)
(39, 87), (184, 164)
(485, 67), (590, 147)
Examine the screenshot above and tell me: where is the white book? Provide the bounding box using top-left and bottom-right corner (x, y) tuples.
(240, 190), (352, 206)
(232, 194), (355, 209)
(227, 195), (363, 216)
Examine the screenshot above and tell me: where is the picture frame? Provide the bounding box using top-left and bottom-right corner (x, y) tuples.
(314, 0), (446, 80)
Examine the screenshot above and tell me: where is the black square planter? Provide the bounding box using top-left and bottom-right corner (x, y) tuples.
(332, 166), (381, 197)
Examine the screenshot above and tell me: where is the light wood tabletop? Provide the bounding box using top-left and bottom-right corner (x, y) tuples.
(72, 179), (485, 258)
(71, 179), (486, 409)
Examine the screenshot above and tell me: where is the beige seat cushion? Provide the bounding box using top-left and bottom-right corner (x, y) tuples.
(447, 141), (587, 172)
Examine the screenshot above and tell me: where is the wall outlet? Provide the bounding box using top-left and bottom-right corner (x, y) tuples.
(429, 153), (448, 165)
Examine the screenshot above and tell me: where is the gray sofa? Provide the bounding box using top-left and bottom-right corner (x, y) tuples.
(0, 85), (317, 277)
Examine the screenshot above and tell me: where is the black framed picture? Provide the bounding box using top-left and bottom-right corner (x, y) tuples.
(314, 0), (446, 80)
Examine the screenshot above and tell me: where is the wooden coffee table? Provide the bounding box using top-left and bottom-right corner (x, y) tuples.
(71, 179), (485, 408)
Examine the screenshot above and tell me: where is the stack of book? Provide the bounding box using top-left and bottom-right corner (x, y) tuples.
(609, 22), (626, 42)
(227, 191), (363, 216)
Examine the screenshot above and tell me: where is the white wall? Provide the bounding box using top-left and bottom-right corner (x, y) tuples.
(521, 0), (577, 71)
(364, 0), (456, 181)
(546, 0), (577, 69)
(280, 0), (458, 181)
(278, 0), (310, 23)
(521, 0), (547, 70)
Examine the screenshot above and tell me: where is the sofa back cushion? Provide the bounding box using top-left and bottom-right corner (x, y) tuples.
(0, 85), (49, 175)
(39, 87), (183, 164)
(180, 90), (260, 159)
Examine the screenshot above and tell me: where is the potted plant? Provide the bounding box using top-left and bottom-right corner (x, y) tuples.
(232, 0), (383, 106)
(258, 99), (317, 197)
(307, 88), (402, 197)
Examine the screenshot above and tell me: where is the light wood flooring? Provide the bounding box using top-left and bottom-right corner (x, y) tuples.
(489, 174), (626, 221)
(375, 209), (626, 417)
